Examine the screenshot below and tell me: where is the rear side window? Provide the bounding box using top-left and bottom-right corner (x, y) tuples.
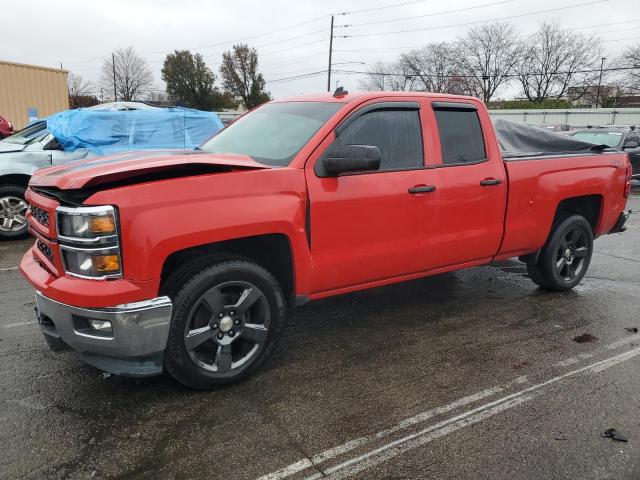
(434, 109), (486, 165)
(336, 109), (423, 171)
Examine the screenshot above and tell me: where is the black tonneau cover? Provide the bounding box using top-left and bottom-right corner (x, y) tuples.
(493, 119), (606, 159)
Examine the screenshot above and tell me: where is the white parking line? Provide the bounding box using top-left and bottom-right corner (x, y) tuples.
(3, 321), (37, 329)
(257, 345), (640, 480)
(308, 395), (537, 480)
(0, 266), (19, 271)
(256, 387), (503, 480)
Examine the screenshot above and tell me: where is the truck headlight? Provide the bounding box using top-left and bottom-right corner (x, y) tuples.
(57, 206), (117, 238)
(56, 206), (122, 279)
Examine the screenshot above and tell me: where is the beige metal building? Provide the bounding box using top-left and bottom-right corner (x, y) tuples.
(0, 60), (69, 130)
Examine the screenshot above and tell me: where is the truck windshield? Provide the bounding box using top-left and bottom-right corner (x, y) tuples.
(199, 102), (343, 166)
(571, 131), (623, 148)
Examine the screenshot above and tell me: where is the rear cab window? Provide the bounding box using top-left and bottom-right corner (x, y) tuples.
(433, 103), (486, 165)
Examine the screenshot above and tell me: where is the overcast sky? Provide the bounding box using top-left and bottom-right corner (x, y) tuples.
(2, 0), (639, 102)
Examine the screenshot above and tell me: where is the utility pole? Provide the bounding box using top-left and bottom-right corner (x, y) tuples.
(327, 15), (334, 92)
(595, 56), (606, 108)
(112, 53), (118, 102)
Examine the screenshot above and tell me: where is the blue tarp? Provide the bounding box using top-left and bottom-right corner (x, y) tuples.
(46, 107), (223, 155)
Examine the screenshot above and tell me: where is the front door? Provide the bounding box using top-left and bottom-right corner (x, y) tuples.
(305, 100), (438, 294)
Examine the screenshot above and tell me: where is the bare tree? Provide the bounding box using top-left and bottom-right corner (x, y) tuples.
(516, 22), (603, 102)
(67, 73), (93, 98)
(620, 42), (640, 92)
(358, 61), (418, 91)
(145, 91), (170, 104)
(67, 73), (99, 108)
(399, 43), (469, 94)
(220, 44), (270, 109)
(101, 47), (153, 101)
(454, 23), (522, 102)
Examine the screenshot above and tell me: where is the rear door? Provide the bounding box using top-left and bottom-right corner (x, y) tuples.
(424, 101), (507, 269)
(305, 100), (438, 294)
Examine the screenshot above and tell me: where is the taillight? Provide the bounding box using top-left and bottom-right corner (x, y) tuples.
(624, 162), (632, 198)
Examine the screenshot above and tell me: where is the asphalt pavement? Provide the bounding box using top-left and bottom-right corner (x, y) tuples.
(1, 193), (639, 480)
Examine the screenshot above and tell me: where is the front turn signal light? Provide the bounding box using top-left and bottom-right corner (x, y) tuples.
(90, 216), (116, 234)
(93, 255), (120, 273)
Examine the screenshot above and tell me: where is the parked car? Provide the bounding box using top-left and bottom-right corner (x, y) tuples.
(0, 105), (222, 239)
(0, 113), (13, 139)
(21, 91), (631, 388)
(539, 124), (573, 134)
(571, 126), (640, 178)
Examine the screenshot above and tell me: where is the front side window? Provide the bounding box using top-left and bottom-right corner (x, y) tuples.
(335, 109), (424, 171)
(199, 102), (343, 166)
(434, 109), (486, 165)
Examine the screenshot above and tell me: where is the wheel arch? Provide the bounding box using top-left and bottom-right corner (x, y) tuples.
(160, 233), (296, 306)
(520, 194), (602, 265)
(553, 194), (603, 233)
(0, 173), (31, 188)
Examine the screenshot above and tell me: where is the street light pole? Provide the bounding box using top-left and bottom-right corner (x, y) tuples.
(112, 53), (118, 102)
(327, 15), (334, 92)
(595, 56), (606, 108)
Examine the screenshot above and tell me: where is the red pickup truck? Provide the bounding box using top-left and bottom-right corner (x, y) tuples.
(20, 91), (632, 388)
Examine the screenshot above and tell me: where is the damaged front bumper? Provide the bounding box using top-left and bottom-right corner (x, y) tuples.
(35, 292), (173, 377)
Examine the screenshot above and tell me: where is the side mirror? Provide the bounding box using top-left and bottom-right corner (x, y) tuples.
(623, 141), (639, 150)
(322, 145), (381, 175)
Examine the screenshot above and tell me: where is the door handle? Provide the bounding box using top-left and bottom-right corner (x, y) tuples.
(408, 185), (436, 194)
(480, 178), (503, 186)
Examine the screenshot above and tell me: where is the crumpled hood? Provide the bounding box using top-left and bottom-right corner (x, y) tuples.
(0, 141), (26, 153)
(29, 150), (271, 190)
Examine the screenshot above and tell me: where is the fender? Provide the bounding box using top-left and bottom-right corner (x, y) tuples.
(0, 163), (42, 179)
(86, 167), (313, 295)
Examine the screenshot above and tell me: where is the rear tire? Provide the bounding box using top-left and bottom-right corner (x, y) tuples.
(163, 256), (287, 389)
(0, 184), (29, 240)
(527, 215), (593, 292)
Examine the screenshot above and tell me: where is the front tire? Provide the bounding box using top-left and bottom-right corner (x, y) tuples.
(163, 257), (287, 389)
(0, 184), (29, 240)
(528, 215), (593, 292)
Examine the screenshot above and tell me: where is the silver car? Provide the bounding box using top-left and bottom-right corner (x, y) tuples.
(0, 121), (96, 239)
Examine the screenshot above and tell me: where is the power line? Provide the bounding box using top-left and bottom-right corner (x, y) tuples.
(255, 38), (328, 57)
(250, 28), (327, 49)
(340, 0), (432, 16)
(337, 0), (610, 38)
(333, 65), (640, 79)
(337, 0), (517, 28)
(603, 35), (640, 43)
(329, 18), (640, 54)
(144, 14), (329, 54)
(569, 18), (640, 30)
(265, 70), (328, 84)
(260, 51), (328, 71)
(64, 0), (465, 65)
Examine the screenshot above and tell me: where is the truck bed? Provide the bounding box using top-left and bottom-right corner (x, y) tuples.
(498, 151), (629, 259)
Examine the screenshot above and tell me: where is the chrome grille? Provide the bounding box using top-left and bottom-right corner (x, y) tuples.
(36, 239), (53, 261)
(29, 204), (50, 227)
